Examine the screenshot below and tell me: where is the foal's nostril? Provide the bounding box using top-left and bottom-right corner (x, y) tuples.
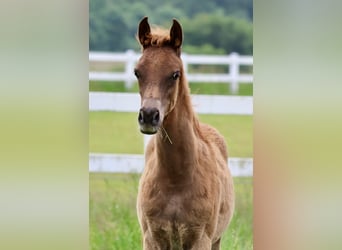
(138, 110), (144, 124)
(152, 110), (159, 126)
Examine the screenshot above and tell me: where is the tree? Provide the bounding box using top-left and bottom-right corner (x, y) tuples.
(182, 13), (252, 54)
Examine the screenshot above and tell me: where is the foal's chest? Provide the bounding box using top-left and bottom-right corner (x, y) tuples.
(163, 194), (184, 218)
(145, 192), (203, 248)
(144, 188), (189, 220)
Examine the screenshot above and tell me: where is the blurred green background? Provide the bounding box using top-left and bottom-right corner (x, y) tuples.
(90, 0), (252, 54)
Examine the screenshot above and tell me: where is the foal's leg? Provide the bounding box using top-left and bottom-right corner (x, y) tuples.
(211, 237), (221, 250)
(190, 235), (212, 250)
(143, 232), (171, 250)
(143, 234), (158, 250)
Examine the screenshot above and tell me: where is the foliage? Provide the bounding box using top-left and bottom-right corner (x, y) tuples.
(182, 12), (253, 54)
(89, 0), (253, 54)
(182, 44), (226, 55)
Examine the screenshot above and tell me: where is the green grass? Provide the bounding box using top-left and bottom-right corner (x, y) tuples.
(89, 112), (252, 157)
(89, 112), (143, 154)
(90, 173), (252, 250)
(90, 173), (141, 250)
(89, 81), (253, 96)
(190, 82), (253, 96)
(90, 61), (126, 72)
(89, 81), (140, 93)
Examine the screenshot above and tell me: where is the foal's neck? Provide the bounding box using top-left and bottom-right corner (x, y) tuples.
(156, 85), (200, 182)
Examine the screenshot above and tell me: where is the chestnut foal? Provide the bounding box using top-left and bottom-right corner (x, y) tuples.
(135, 17), (235, 250)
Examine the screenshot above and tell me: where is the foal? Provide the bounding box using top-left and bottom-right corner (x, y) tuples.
(135, 17), (235, 250)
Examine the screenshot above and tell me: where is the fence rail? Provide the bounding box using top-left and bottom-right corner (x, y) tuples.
(89, 51), (253, 93)
(89, 92), (253, 115)
(90, 153), (253, 177)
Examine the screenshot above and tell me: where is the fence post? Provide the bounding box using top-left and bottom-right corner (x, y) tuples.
(182, 53), (188, 76)
(125, 50), (135, 89)
(229, 52), (239, 94)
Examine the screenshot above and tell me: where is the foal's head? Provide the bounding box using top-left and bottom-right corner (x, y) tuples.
(135, 17), (183, 134)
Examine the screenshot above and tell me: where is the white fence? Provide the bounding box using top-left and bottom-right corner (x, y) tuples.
(89, 92), (253, 177)
(89, 153), (253, 177)
(89, 92), (253, 115)
(89, 51), (253, 94)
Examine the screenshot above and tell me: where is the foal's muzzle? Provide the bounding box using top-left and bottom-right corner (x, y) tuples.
(138, 107), (160, 134)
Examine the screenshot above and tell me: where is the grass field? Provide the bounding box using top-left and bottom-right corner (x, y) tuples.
(89, 112), (252, 158)
(90, 174), (252, 250)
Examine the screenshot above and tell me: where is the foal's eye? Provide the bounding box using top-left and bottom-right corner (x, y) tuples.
(171, 71), (180, 80)
(134, 69), (140, 79)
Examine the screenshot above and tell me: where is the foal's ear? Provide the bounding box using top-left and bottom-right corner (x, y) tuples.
(138, 16), (151, 48)
(170, 19), (183, 49)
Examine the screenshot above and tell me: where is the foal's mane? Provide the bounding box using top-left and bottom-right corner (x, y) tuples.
(137, 26), (173, 49)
